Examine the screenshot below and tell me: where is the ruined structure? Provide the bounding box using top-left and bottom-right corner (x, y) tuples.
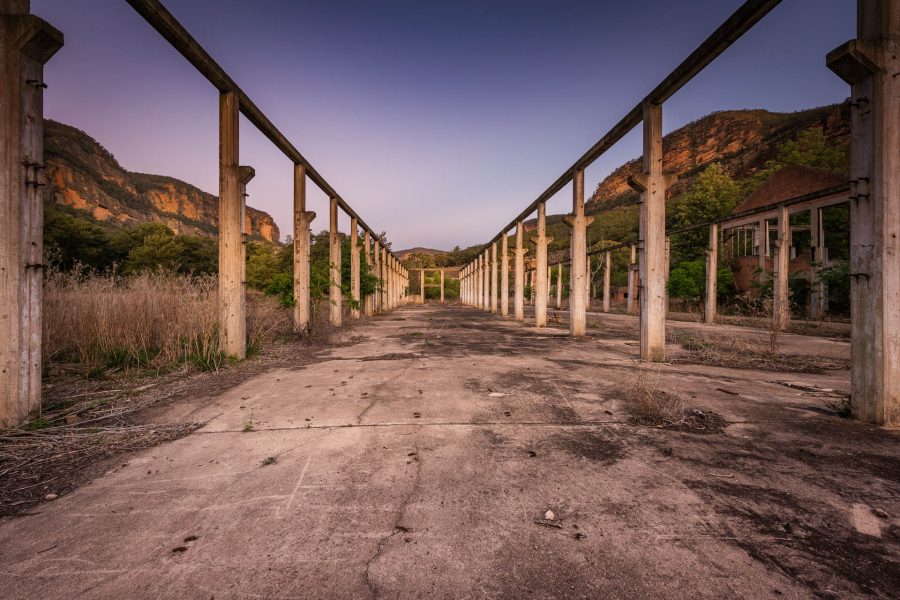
(0, 0), (408, 426)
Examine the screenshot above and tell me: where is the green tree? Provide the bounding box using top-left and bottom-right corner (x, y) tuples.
(671, 164), (742, 261)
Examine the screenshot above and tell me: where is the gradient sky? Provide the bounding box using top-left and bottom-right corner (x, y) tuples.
(33, 0), (854, 250)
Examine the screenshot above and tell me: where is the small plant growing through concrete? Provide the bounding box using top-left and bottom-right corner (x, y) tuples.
(617, 368), (685, 426)
(242, 420), (254, 432)
(262, 456), (277, 466)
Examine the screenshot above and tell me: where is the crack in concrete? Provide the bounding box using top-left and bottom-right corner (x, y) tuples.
(364, 443), (423, 600)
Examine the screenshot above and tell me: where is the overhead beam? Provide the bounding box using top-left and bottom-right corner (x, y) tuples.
(124, 0), (397, 259)
(484, 0), (782, 248)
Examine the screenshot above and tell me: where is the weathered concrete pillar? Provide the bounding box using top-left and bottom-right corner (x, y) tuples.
(664, 235), (671, 316)
(218, 90), (247, 358)
(373, 241), (383, 313)
(514, 221), (526, 321)
(482, 250), (490, 310)
(293, 164), (316, 332)
(419, 269), (425, 304)
(773, 204), (790, 331)
(757, 218), (768, 288)
(329, 197), (342, 325)
(532, 202), (551, 327)
(705, 223), (718, 324)
(526, 270), (532, 305)
(556, 264), (563, 309)
(350, 218), (360, 319)
(603, 251), (611, 313)
(627, 243), (637, 314)
(500, 234), (510, 316)
(585, 255), (591, 309)
(564, 169), (594, 337)
(0, 4), (62, 426)
(809, 207), (826, 319)
(490, 242), (498, 313)
(628, 102), (675, 361)
(363, 231), (374, 316)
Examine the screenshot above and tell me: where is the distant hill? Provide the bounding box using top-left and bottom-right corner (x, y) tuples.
(43, 120), (280, 242)
(396, 247), (449, 260)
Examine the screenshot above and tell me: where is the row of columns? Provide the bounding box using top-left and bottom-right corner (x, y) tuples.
(413, 269), (446, 303)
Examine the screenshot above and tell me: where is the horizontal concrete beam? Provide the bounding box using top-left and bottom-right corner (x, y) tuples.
(125, 0), (398, 260)
(483, 0), (783, 250)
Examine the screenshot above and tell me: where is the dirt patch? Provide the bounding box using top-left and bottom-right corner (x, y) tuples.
(549, 429), (625, 465)
(685, 477), (900, 599)
(360, 353), (422, 362)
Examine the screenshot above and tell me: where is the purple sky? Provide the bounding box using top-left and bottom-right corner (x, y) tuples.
(34, 0), (853, 250)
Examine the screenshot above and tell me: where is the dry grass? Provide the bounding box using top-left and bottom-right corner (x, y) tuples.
(672, 332), (849, 374)
(44, 268), (292, 375)
(616, 369), (686, 426)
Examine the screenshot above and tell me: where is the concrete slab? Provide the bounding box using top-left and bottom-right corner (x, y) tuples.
(0, 305), (896, 599)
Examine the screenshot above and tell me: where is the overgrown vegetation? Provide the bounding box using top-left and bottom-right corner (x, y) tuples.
(43, 268), (290, 376)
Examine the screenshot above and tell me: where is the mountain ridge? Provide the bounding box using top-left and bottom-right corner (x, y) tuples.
(43, 120), (280, 242)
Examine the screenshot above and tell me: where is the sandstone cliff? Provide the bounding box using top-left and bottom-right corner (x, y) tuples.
(43, 120), (280, 242)
(587, 102), (850, 211)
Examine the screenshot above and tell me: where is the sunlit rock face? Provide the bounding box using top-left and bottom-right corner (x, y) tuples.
(587, 102), (850, 210)
(43, 120), (280, 242)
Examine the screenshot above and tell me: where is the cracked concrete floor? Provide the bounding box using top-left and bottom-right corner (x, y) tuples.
(0, 304), (897, 599)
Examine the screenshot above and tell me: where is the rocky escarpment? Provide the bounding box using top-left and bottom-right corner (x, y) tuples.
(587, 102), (850, 211)
(43, 120), (280, 242)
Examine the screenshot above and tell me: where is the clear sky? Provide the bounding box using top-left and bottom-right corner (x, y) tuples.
(33, 0), (854, 250)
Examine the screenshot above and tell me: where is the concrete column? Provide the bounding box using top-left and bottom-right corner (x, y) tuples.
(532, 201), (551, 327)
(758, 218), (768, 288)
(419, 269), (425, 304)
(526, 271), (532, 305)
(627, 244), (637, 314)
(809, 207), (825, 319)
(664, 235), (671, 316)
(705, 223), (718, 324)
(500, 234), (510, 316)
(556, 264), (563, 309)
(218, 90), (246, 359)
(563, 169), (594, 337)
(585, 255), (591, 309)
(293, 164), (316, 332)
(373, 241), (382, 313)
(482, 251), (490, 310)
(514, 221), (526, 321)
(628, 102), (675, 361)
(603, 251), (611, 313)
(350, 218), (360, 319)
(0, 4), (62, 426)
(490, 242), (498, 313)
(773, 204), (790, 331)
(364, 231), (373, 316)
(329, 197), (342, 325)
